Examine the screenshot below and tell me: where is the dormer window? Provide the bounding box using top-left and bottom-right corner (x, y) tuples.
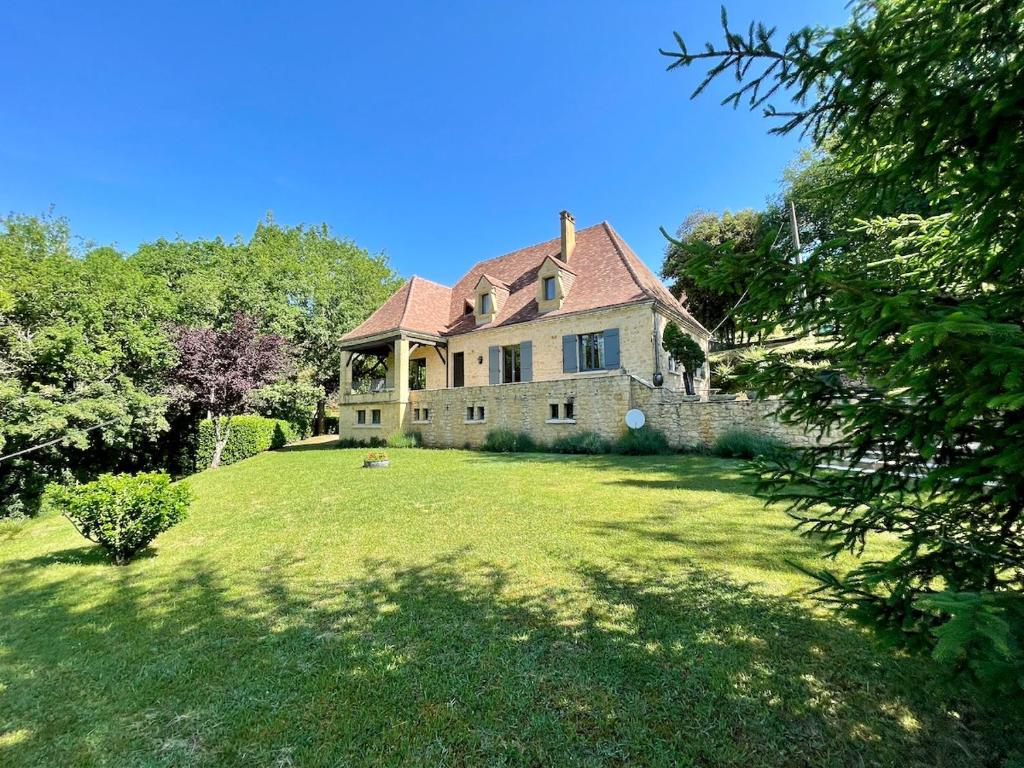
(479, 293), (493, 315)
(536, 256), (575, 314)
(543, 276), (557, 301)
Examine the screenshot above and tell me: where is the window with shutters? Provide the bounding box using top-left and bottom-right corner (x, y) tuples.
(577, 332), (605, 371)
(502, 344), (522, 384)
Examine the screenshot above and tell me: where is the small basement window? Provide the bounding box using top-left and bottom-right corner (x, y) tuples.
(422, 407), (430, 421)
(356, 410), (366, 425)
(413, 408), (421, 421)
(564, 400), (575, 420)
(466, 406), (475, 421)
(371, 409), (381, 425)
(476, 405), (486, 421)
(549, 403), (559, 420)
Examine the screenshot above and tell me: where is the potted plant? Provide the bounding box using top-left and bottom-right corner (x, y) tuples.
(363, 450), (390, 468)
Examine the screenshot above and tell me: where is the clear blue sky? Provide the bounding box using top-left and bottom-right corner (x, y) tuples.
(2, 1), (849, 284)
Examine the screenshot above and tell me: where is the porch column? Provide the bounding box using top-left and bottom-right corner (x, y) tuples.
(394, 336), (411, 428)
(340, 350), (354, 395)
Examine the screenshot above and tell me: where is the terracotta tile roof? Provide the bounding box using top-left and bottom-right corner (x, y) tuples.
(341, 219), (707, 344)
(341, 275), (451, 340)
(444, 221), (707, 336)
(477, 273), (509, 290)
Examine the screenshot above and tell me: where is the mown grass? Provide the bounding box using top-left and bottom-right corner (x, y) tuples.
(1, 445), (1019, 766)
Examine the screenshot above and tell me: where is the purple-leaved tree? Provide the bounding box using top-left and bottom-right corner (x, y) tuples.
(173, 314), (287, 469)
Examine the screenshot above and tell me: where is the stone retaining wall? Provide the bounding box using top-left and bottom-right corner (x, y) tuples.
(395, 374), (821, 450)
(409, 373), (631, 448)
(630, 379), (820, 448)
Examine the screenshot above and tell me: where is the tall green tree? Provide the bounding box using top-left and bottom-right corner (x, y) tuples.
(0, 215), (174, 517)
(130, 216), (401, 432)
(662, 0), (1024, 691)
(661, 209), (765, 345)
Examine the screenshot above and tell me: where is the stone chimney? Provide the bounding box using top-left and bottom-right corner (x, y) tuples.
(560, 210), (576, 262)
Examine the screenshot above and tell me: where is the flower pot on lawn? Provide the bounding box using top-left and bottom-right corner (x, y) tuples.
(363, 451), (390, 468)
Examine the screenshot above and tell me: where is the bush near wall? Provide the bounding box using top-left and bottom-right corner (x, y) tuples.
(712, 429), (787, 460)
(612, 426), (672, 456)
(197, 415), (300, 468)
(482, 429), (540, 453)
(550, 431), (612, 455)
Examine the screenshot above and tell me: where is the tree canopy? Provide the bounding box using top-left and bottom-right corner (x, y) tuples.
(663, 0), (1024, 692)
(0, 212), (400, 516)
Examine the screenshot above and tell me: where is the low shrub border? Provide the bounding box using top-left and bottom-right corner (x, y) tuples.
(197, 415), (300, 468)
(482, 429), (540, 453)
(712, 429), (787, 459)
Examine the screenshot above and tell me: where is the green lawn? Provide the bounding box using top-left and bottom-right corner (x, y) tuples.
(1, 446), (1018, 766)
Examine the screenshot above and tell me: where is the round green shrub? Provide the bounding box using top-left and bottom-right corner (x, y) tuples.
(551, 431), (612, 455)
(386, 431), (422, 448)
(44, 473), (191, 565)
(482, 429), (539, 453)
(612, 426), (672, 455)
(712, 429), (787, 459)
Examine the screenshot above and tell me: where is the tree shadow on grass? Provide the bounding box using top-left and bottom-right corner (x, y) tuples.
(0, 552), (1015, 767)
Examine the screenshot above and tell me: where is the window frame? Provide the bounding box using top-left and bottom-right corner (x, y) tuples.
(543, 276), (557, 301)
(371, 409), (381, 425)
(502, 343), (522, 384)
(409, 357), (427, 391)
(549, 403), (560, 420)
(479, 293), (493, 315)
(577, 332), (605, 372)
(356, 409), (366, 425)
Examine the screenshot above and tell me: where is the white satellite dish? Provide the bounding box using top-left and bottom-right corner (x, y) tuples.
(625, 408), (646, 429)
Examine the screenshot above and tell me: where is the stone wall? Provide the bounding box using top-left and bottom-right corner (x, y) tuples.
(408, 373), (631, 448)
(338, 372), (820, 449)
(630, 379), (820, 448)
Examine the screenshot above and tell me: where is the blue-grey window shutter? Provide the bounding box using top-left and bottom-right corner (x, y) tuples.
(488, 345), (500, 385)
(562, 334), (578, 373)
(603, 328), (620, 369)
(520, 341), (533, 382)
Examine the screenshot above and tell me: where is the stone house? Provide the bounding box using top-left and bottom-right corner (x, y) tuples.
(338, 211), (711, 447)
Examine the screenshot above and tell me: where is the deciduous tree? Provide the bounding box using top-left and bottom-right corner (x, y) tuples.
(172, 314), (287, 469)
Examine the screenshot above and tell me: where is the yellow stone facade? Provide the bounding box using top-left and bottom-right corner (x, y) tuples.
(337, 301), (710, 444)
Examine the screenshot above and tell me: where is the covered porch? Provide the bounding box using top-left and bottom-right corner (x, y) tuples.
(339, 330), (448, 404)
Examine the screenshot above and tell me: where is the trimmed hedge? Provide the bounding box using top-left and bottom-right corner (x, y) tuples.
(197, 415), (300, 468)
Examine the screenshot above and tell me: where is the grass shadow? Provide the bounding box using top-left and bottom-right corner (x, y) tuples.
(0, 551), (1015, 767)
